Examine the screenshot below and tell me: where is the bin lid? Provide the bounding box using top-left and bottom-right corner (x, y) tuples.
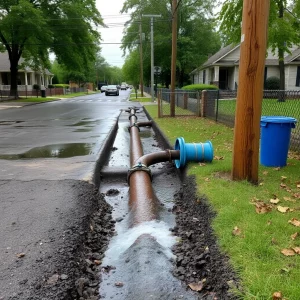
(261, 116), (297, 124)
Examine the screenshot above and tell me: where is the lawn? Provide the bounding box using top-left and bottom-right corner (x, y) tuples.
(145, 104), (300, 300)
(12, 91), (97, 102)
(130, 97), (154, 103)
(218, 99), (299, 122)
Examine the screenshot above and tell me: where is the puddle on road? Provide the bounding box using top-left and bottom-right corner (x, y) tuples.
(0, 143), (97, 159)
(69, 120), (102, 127)
(0, 120), (24, 125)
(73, 128), (93, 132)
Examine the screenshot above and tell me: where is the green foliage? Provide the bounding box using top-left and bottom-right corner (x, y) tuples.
(217, 0), (300, 59)
(53, 84), (70, 88)
(95, 53), (123, 84)
(265, 76), (280, 90)
(122, 49), (140, 86)
(182, 84), (219, 91)
(0, 0), (103, 94)
(121, 0), (220, 87)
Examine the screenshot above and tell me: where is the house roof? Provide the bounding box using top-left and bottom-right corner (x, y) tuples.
(0, 52), (53, 75)
(190, 44), (300, 75)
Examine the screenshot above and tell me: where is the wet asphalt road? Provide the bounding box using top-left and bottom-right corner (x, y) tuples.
(0, 90), (138, 299)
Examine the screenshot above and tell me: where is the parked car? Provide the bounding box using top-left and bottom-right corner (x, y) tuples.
(101, 85), (108, 93)
(120, 84), (127, 90)
(105, 85), (119, 96)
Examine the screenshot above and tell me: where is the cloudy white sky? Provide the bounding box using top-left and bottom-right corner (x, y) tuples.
(96, 0), (130, 68)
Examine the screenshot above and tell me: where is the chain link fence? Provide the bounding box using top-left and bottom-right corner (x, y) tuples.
(206, 90), (300, 151)
(158, 88), (200, 117)
(145, 86), (299, 151)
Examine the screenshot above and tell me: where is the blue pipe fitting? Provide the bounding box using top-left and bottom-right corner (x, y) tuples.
(174, 137), (214, 168)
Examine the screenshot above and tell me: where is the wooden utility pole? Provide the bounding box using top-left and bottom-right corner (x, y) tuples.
(232, 0), (270, 184)
(139, 20), (144, 97)
(170, 0), (178, 117)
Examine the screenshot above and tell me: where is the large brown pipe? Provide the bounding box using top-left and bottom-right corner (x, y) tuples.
(128, 108), (179, 226)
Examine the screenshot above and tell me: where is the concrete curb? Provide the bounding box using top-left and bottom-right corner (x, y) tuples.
(92, 112), (120, 188)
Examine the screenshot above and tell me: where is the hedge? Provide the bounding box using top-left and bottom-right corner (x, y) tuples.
(52, 84), (70, 88)
(181, 84), (219, 91)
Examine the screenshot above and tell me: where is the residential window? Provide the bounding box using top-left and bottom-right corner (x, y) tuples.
(296, 66), (300, 87)
(203, 70), (206, 84)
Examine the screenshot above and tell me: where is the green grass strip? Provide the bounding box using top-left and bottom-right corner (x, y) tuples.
(145, 104), (300, 300)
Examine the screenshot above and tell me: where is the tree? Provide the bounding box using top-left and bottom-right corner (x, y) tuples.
(218, 0), (300, 91)
(122, 49), (140, 86)
(120, 0), (221, 88)
(94, 53), (123, 85)
(0, 0), (103, 98)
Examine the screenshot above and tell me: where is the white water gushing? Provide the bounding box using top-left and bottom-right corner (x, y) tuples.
(102, 220), (176, 264)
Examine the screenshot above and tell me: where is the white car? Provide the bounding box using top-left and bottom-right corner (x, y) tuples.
(101, 85), (108, 93)
(120, 84), (127, 90)
(105, 85), (119, 96)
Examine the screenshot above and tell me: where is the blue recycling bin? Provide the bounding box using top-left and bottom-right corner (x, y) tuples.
(260, 116), (297, 167)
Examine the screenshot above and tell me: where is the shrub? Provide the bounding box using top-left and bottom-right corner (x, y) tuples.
(48, 84), (54, 89)
(33, 84), (40, 90)
(33, 84), (40, 97)
(265, 76), (280, 90)
(53, 84), (70, 88)
(181, 84), (219, 91)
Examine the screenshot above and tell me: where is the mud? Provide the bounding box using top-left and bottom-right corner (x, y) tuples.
(171, 176), (239, 299)
(8, 182), (115, 300)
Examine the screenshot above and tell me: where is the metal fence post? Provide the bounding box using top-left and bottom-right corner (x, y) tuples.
(158, 90), (162, 118)
(184, 93), (188, 109)
(216, 90), (219, 122)
(201, 90), (207, 117)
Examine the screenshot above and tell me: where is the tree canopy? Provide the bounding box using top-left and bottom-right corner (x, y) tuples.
(0, 0), (103, 97)
(121, 0), (221, 87)
(218, 0), (300, 90)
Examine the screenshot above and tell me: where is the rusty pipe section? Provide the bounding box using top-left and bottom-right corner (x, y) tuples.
(134, 150), (180, 167)
(127, 108), (178, 226)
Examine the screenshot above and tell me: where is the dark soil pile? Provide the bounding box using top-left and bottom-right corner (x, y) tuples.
(23, 183), (115, 300)
(171, 175), (239, 300)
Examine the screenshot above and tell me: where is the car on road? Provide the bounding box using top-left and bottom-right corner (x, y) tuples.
(101, 85), (108, 93)
(105, 85), (119, 96)
(120, 84), (127, 90)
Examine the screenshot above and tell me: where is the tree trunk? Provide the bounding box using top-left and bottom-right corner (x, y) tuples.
(9, 51), (19, 99)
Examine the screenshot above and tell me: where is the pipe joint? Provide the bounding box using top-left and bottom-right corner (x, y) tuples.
(128, 123), (140, 132)
(129, 113), (138, 120)
(127, 162), (152, 184)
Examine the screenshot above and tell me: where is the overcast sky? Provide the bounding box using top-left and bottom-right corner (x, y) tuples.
(96, 0), (130, 68)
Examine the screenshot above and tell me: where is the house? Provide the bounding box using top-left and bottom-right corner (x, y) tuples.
(0, 52), (54, 92)
(190, 44), (300, 90)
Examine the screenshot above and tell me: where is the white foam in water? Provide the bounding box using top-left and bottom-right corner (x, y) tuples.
(103, 220), (177, 264)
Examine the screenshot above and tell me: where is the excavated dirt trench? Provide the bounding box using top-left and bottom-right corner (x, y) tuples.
(94, 108), (238, 299)
(23, 107), (238, 300)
